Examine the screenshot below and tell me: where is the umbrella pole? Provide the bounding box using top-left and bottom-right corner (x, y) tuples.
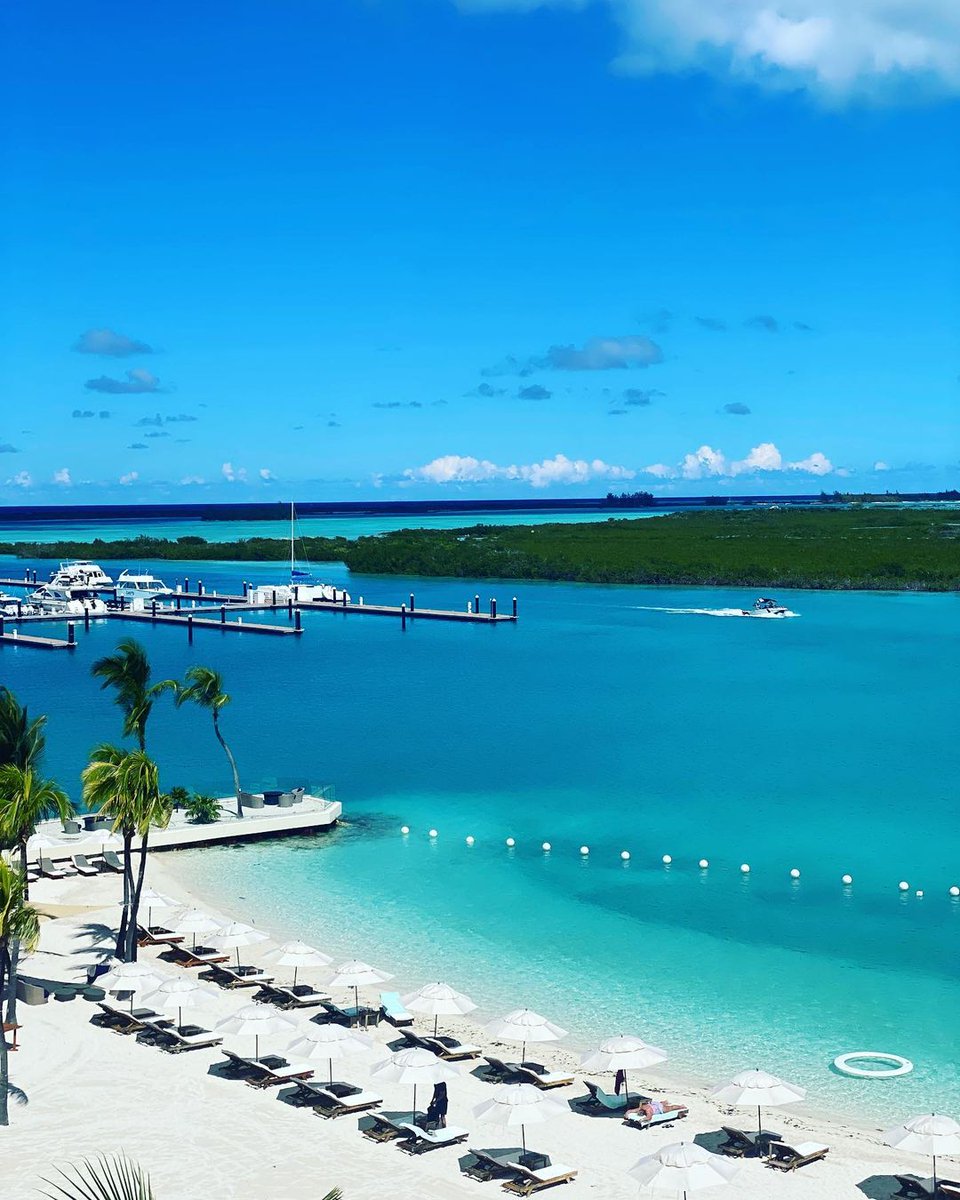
(329, 1056), (333, 1085)
(293, 965), (299, 989)
(521, 1123), (526, 1155)
(255, 1034), (260, 1061)
(757, 1105), (762, 1139)
(413, 1083), (417, 1122)
(434, 1014), (439, 1038)
(934, 1154), (938, 1190)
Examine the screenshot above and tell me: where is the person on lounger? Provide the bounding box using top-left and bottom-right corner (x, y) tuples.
(627, 1098), (687, 1120)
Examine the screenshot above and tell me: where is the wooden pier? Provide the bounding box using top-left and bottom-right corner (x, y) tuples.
(102, 609), (303, 636)
(0, 629), (75, 651)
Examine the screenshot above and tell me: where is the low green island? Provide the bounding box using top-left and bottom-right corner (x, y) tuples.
(1, 507), (958, 590)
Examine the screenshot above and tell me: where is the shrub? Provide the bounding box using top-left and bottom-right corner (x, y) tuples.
(184, 793), (221, 824)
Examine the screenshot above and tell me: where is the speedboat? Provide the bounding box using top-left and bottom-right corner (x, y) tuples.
(744, 597), (797, 618)
(30, 584), (108, 615)
(115, 569), (174, 603)
(248, 581), (351, 605)
(49, 560), (113, 589)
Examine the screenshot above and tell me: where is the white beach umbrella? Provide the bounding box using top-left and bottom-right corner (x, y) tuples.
(26, 834), (61, 862)
(629, 1141), (740, 1199)
(580, 1034), (668, 1101)
(138, 887), (178, 929)
(324, 959), (393, 1012)
(168, 908), (224, 949)
(474, 1082), (567, 1156)
(86, 830), (122, 850)
(402, 981), (477, 1037)
(207, 921), (270, 968)
(485, 1008), (568, 1063)
(372, 1046), (459, 1118)
(286, 1023), (373, 1084)
(709, 1068), (806, 1139)
(97, 959), (167, 1012)
(141, 976), (216, 1030)
(215, 1003), (298, 1061)
(884, 1113), (960, 1192)
(263, 939), (333, 988)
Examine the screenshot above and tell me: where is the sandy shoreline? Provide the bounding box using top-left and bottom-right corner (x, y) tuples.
(0, 854), (945, 1200)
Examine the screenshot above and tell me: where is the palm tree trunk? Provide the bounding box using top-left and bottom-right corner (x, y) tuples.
(116, 831), (134, 961)
(4, 941), (19, 1029)
(0, 941), (10, 1127)
(18, 839), (28, 901)
(213, 711), (243, 819)
(129, 829), (151, 963)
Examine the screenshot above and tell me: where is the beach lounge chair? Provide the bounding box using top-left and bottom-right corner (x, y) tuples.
(166, 944), (230, 969)
(362, 1110), (426, 1142)
(136, 924), (185, 947)
(380, 991), (414, 1026)
(893, 1178), (938, 1199)
(259, 981), (329, 1009)
(96, 1001), (169, 1034)
(482, 1056), (572, 1089)
(401, 1028), (481, 1061)
(718, 1125), (778, 1158)
(318, 999), (380, 1026)
(39, 857), (69, 880)
(578, 1081), (649, 1112)
(623, 1102), (688, 1130)
(220, 1050), (313, 1088)
(395, 1122), (470, 1154)
(765, 1140), (829, 1171)
(202, 962), (275, 989)
(938, 1182), (960, 1199)
(299, 1080), (383, 1118)
(464, 1148), (527, 1182)
(142, 1020), (222, 1053)
(502, 1156), (579, 1194)
(102, 850), (125, 873)
(71, 853), (99, 877)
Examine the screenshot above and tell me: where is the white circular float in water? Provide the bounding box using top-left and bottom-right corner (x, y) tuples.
(542, 842), (552, 852)
(790, 868), (801, 879)
(428, 829), (438, 838)
(740, 863), (751, 874)
(698, 859), (709, 869)
(833, 1051), (914, 1079)
(400, 826), (410, 835)
(465, 836), (475, 846)
(916, 890), (924, 898)
(898, 881), (910, 892)
(842, 874), (853, 886)
(620, 850), (631, 861)
(950, 886), (960, 897)
(662, 855), (672, 865)
(580, 846), (590, 856)
(505, 837), (515, 848)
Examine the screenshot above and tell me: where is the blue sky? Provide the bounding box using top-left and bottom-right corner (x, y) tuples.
(1, 0), (957, 501)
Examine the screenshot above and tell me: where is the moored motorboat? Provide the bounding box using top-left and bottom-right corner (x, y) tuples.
(49, 560), (113, 589)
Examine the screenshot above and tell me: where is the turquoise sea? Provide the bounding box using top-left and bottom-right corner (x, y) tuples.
(1, 541), (957, 1123)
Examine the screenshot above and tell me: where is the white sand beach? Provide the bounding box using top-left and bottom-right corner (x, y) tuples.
(0, 857), (945, 1200)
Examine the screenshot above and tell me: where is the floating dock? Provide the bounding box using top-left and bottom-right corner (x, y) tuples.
(0, 629), (75, 651)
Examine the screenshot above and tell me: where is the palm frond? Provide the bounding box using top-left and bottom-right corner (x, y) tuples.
(39, 1154), (154, 1200)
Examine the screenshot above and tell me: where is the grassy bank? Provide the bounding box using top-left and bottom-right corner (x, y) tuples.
(2, 509), (958, 590)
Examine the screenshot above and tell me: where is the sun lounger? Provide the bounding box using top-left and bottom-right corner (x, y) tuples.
(464, 1148), (527, 1182)
(220, 1049), (313, 1088)
(938, 1182), (960, 1199)
(623, 1102), (688, 1129)
(380, 991), (414, 1026)
(136, 924), (185, 947)
(298, 1079), (383, 1118)
(319, 999), (380, 1026)
(482, 1056), (572, 1089)
(71, 853), (99, 877)
(402, 1028), (481, 1061)
(362, 1110), (426, 1142)
(259, 981), (330, 1009)
(102, 850), (125, 873)
(765, 1140), (829, 1171)
(203, 962), (275, 989)
(395, 1122), (470, 1154)
(142, 1020), (222, 1053)
(718, 1125), (779, 1157)
(166, 944), (230, 968)
(579, 1081), (650, 1112)
(894, 1177), (939, 1198)
(97, 1001), (168, 1034)
(39, 857), (69, 880)
(502, 1157), (578, 1194)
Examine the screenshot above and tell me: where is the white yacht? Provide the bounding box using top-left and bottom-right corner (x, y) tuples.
(30, 584), (108, 615)
(115, 569), (174, 603)
(49, 560), (113, 589)
(744, 597), (797, 619)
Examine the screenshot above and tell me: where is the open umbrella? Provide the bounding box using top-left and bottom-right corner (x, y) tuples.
(26, 834), (60, 862)
(372, 1046), (458, 1120)
(402, 981), (477, 1037)
(168, 908), (224, 950)
(214, 1003), (298, 1061)
(324, 959), (393, 1014)
(286, 1023), (373, 1085)
(207, 921), (270, 969)
(137, 887), (178, 930)
(97, 959), (167, 1013)
(629, 1141), (740, 1199)
(474, 1082), (566, 1157)
(141, 976), (215, 1031)
(263, 940), (333, 988)
(580, 1034), (667, 1103)
(884, 1113), (960, 1192)
(484, 1008), (567, 1064)
(709, 1068), (805, 1140)
(86, 830), (122, 851)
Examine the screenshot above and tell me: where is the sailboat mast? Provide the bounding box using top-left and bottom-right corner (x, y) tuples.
(290, 500), (295, 580)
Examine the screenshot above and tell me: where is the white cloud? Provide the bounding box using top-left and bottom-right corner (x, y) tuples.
(73, 328), (154, 357)
(221, 462), (247, 483)
(53, 468), (72, 486)
(180, 475), (205, 485)
(873, 460), (889, 471)
(404, 452), (635, 488)
(258, 468), (273, 481)
(458, 1), (960, 99)
(119, 471), (139, 486)
(645, 442), (836, 480)
(6, 470), (32, 488)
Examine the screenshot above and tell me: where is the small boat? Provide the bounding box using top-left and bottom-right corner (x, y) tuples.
(49, 560), (113, 589)
(30, 584), (108, 615)
(743, 597), (797, 619)
(263, 501), (350, 603)
(115, 569), (174, 603)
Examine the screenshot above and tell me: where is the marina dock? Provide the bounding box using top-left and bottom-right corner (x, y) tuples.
(0, 629), (76, 651)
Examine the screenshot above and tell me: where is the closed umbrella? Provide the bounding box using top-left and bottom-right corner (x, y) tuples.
(168, 908), (224, 950)
(324, 959), (393, 1014)
(474, 1082), (566, 1157)
(207, 921), (270, 969)
(372, 1046), (458, 1120)
(485, 1008), (567, 1064)
(402, 981), (477, 1037)
(141, 976), (215, 1031)
(709, 1068), (805, 1140)
(629, 1141), (740, 1199)
(263, 940), (333, 988)
(884, 1113), (960, 1192)
(286, 1024), (373, 1085)
(214, 1003), (298, 1062)
(580, 1034), (667, 1103)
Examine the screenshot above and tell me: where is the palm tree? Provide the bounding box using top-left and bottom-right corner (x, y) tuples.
(0, 858), (39, 1127)
(82, 746), (171, 962)
(0, 686), (46, 772)
(0, 766), (73, 898)
(91, 638), (162, 751)
(166, 666), (244, 818)
(37, 1157), (341, 1200)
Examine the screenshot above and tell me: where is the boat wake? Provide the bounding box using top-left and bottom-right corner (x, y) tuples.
(634, 605), (799, 619)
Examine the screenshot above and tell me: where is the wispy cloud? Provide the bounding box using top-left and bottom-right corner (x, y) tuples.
(119, 471), (139, 486)
(484, 334), (663, 376)
(0, 443), (18, 454)
(745, 314), (779, 333)
(73, 328), (154, 357)
(404, 452), (635, 488)
(695, 316), (727, 331)
(723, 402), (752, 415)
(467, 382), (506, 398)
(53, 467), (71, 486)
(518, 384), (552, 400)
(128, 442), (148, 450)
(259, 467), (274, 481)
(7, 470), (32, 488)
(85, 368), (163, 395)
(623, 387), (660, 406)
(221, 462), (247, 482)
(643, 441), (835, 480)
(373, 401), (423, 409)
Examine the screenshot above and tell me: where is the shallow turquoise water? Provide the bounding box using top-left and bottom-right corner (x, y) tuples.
(1, 554), (957, 1120)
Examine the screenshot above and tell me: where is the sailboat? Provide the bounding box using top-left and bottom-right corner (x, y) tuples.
(249, 503), (351, 605)
(289, 501), (314, 584)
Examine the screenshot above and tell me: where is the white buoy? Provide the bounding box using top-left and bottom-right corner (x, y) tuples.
(842, 874), (853, 886)
(580, 845), (590, 856)
(505, 837), (515, 848)
(698, 858), (709, 869)
(542, 842), (552, 852)
(949, 886), (959, 897)
(662, 855), (672, 865)
(916, 890), (924, 898)
(740, 863), (751, 874)
(465, 836), (475, 846)
(400, 826), (410, 835)
(620, 850), (631, 861)
(428, 828), (438, 838)
(790, 868), (801, 879)
(898, 881), (909, 892)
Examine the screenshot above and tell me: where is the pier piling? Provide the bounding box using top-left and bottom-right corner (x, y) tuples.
(401, 603), (407, 630)
(187, 614), (194, 643)
(220, 605), (226, 625)
(67, 623), (76, 646)
(513, 596), (518, 617)
(474, 594), (480, 615)
(490, 598), (497, 618)
(295, 609), (301, 631)
(410, 592), (415, 613)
